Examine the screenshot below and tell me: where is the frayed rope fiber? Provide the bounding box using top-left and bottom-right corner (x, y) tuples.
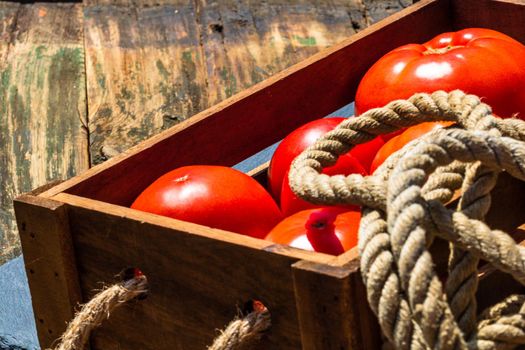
(289, 89), (525, 349)
(208, 301), (271, 350)
(53, 274), (148, 350)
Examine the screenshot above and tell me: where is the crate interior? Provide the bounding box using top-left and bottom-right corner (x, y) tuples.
(45, 0), (454, 207)
(36, 0), (525, 259)
(48, 0), (525, 208)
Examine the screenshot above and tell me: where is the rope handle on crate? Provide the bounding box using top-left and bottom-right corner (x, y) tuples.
(289, 89), (525, 349)
(51, 271), (270, 350)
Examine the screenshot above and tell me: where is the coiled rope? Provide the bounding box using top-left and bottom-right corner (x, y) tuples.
(289, 89), (525, 349)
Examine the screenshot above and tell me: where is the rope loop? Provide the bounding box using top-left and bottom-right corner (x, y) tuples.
(52, 272), (271, 350)
(53, 273), (148, 350)
(289, 90), (525, 349)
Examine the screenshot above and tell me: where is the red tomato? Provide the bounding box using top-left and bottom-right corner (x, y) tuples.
(268, 118), (381, 201)
(349, 136), (385, 172)
(131, 165), (282, 238)
(370, 121), (453, 173)
(265, 207), (361, 255)
(355, 28), (525, 129)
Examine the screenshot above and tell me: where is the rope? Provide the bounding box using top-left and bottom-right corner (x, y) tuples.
(51, 274), (270, 350)
(208, 301), (271, 350)
(53, 273), (148, 350)
(289, 90), (525, 349)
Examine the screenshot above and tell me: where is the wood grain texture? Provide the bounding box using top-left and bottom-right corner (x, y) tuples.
(0, 2), (19, 264)
(13, 194), (82, 349)
(53, 191), (334, 265)
(56, 194), (328, 349)
(84, 0), (397, 165)
(196, 0), (368, 106)
(364, 0), (414, 24)
(0, 3), (88, 264)
(292, 259), (380, 350)
(83, 1), (208, 164)
(43, 0), (450, 207)
(0, 2), (18, 64)
(452, 0), (525, 43)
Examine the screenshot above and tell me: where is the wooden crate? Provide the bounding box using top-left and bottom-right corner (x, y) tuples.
(13, 0), (525, 349)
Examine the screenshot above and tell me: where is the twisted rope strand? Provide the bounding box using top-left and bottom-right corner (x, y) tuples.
(447, 163), (497, 336)
(53, 275), (148, 350)
(289, 90), (525, 207)
(385, 129), (525, 349)
(445, 126), (503, 335)
(208, 302), (271, 350)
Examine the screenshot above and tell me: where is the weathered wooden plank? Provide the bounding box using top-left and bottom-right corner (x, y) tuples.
(86, 0), (394, 166)
(0, 2), (19, 264)
(14, 194), (82, 349)
(49, 193), (324, 349)
(196, 0), (368, 106)
(0, 3), (88, 264)
(364, 0), (413, 24)
(83, 1), (208, 164)
(292, 259), (381, 350)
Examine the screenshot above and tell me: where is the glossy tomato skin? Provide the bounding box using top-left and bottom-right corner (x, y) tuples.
(355, 28), (525, 122)
(268, 118), (380, 201)
(370, 121), (453, 173)
(349, 136), (385, 172)
(131, 165), (283, 238)
(265, 207), (361, 255)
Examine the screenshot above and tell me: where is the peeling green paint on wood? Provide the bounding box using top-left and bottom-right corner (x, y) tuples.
(0, 2), (21, 264)
(0, 3), (88, 264)
(293, 35), (317, 46)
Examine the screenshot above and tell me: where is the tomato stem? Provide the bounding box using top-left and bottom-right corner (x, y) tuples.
(423, 45), (463, 55)
(305, 211), (344, 255)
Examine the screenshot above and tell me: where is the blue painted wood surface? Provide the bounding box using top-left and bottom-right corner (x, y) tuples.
(0, 103), (354, 349)
(0, 257), (38, 350)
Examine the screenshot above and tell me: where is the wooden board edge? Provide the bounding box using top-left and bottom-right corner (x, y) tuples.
(246, 161), (270, 178)
(51, 192), (334, 264)
(38, 0), (444, 199)
(292, 259), (381, 349)
(13, 194), (83, 349)
(330, 246), (360, 266)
